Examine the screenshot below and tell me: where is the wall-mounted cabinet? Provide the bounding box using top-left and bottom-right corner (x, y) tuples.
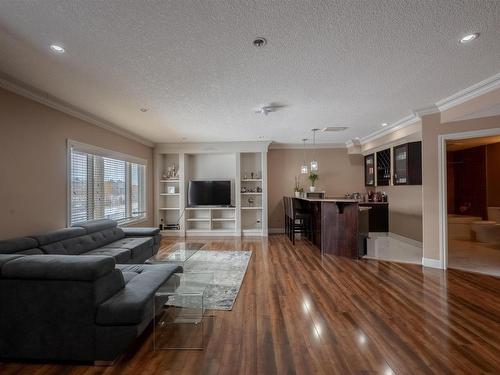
(376, 148), (391, 186)
(364, 154), (375, 186)
(364, 141), (422, 187)
(393, 141), (422, 185)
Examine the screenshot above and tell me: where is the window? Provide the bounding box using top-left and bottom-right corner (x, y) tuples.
(68, 141), (147, 225)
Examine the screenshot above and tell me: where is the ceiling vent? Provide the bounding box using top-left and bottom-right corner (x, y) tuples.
(254, 103), (287, 116)
(321, 126), (348, 132)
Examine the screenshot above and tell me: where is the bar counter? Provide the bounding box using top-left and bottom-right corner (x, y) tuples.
(295, 197), (370, 258)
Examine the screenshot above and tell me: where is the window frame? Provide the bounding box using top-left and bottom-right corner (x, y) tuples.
(67, 139), (148, 226)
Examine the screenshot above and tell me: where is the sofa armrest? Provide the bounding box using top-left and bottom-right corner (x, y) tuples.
(1, 254), (116, 281)
(121, 227), (160, 237)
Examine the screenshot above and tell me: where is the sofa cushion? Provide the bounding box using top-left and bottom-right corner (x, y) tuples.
(96, 264), (181, 326)
(121, 227), (160, 237)
(72, 219), (117, 234)
(121, 271), (137, 285)
(0, 237), (41, 254)
(83, 248), (131, 264)
(1, 255), (115, 281)
(40, 227), (125, 255)
(103, 237), (153, 260)
(31, 227), (86, 246)
(0, 254), (25, 272)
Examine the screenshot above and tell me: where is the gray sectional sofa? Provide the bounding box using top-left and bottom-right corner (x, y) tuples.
(0, 218), (161, 263)
(0, 219), (179, 363)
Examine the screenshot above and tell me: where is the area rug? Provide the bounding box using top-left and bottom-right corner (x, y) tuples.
(172, 250), (252, 311)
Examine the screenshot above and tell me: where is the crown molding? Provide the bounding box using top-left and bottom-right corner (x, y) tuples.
(0, 72), (154, 147)
(436, 72), (500, 112)
(359, 114), (420, 145)
(269, 142), (346, 150)
(155, 141), (272, 154)
(413, 105), (439, 118)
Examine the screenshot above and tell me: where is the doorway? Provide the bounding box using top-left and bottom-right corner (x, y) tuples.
(445, 134), (500, 276)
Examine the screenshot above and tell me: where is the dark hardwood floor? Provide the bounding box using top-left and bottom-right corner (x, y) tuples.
(1, 235), (500, 374)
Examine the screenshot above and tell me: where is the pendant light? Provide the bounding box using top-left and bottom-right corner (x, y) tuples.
(301, 138), (308, 174)
(310, 129), (319, 171)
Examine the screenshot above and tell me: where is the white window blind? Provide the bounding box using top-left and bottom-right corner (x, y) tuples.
(69, 142), (147, 225)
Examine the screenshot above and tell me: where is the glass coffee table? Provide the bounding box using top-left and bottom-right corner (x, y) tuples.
(146, 242), (205, 267)
(153, 272), (214, 350)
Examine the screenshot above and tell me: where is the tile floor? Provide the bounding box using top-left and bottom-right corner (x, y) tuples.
(448, 239), (500, 277)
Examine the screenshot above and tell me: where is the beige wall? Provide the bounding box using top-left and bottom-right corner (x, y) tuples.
(377, 186), (422, 242)
(267, 148), (364, 230)
(0, 87), (154, 240)
(422, 113), (500, 260)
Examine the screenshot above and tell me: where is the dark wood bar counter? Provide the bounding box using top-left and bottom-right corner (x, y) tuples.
(296, 197), (370, 258)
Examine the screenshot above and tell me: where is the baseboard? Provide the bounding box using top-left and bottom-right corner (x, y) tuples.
(421, 257), (444, 269)
(268, 227), (285, 234)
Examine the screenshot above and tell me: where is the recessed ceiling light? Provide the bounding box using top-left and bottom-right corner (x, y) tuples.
(460, 33), (479, 43)
(381, 122), (388, 127)
(50, 44), (65, 53)
(139, 108), (149, 112)
(253, 37), (267, 48)
(355, 137), (360, 140)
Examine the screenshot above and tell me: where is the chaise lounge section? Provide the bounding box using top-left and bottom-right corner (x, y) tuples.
(0, 254), (180, 362)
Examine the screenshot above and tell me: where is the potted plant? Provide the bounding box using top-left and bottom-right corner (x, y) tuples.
(308, 172), (318, 192)
(294, 176), (303, 197)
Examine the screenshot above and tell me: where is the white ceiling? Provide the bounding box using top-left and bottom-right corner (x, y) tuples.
(0, 0), (499, 144)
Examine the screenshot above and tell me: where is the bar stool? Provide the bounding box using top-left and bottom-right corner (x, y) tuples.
(283, 196), (290, 237)
(289, 198), (312, 245)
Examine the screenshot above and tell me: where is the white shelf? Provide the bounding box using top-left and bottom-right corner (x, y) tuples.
(160, 179), (179, 183)
(241, 207), (263, 210)
(160, 193), (180, 196)
(159, 207), (180, 210)
(186, 218), (210, 222)
(241, 179), (262, 182)
(212, 218), (235, 222)
(241, 192), (262, 195)
(185, 207), (235, 210)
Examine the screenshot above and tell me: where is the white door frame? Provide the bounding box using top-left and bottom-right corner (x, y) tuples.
(438, 127), (500, 269)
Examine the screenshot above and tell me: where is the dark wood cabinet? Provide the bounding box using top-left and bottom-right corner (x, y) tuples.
(393, 141), (422, 185)
(376, 148), (391, 186)
(364, 154), (375, 186)
(359, 203), (389, 232)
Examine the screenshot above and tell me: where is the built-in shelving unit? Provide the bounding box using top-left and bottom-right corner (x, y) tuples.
(240, 152), (266, 234)
(156, 154), (182, 235)
(154, 142), (269, 237)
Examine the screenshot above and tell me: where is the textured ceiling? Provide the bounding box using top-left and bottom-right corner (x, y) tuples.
(0, 0), (499, 144)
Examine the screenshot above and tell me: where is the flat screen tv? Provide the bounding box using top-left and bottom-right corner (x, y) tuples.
(188, 180), (231, 207)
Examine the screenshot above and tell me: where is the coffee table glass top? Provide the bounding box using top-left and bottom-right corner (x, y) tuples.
(146, 242), (205, 264)
(156, 272), (214, 296)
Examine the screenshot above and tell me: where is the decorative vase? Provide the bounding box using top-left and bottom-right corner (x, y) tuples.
(309, 186), (315, 192)
(294, 191), (301, 198)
